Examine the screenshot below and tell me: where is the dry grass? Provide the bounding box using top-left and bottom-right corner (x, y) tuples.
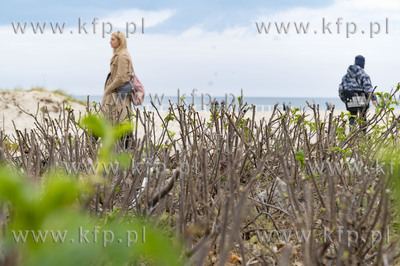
(1, 99), (400, 265)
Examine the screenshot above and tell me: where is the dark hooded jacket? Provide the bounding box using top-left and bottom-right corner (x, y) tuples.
(338, 65), (376, 103)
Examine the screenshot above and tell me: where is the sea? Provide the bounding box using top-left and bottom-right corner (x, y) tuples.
(72, 95), (350, 112)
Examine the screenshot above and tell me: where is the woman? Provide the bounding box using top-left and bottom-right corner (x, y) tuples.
(101, 31), (133, 122)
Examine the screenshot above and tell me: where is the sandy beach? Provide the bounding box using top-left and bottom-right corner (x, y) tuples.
(1, 89), (396, 138)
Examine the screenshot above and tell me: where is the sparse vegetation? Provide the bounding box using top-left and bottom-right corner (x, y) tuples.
(1, 85), (400, 265)
(31, 87), (87, 105)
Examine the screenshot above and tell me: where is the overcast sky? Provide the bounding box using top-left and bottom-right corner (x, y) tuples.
(0, 0), (398, 97)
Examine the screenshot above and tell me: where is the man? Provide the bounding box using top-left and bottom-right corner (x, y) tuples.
(338, 55), (377, 132)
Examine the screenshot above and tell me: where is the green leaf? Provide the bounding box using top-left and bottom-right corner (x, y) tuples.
(114, 153), (131, 169)
(295, 150), (305, 167)
(113, 122), (133, 139)
(80, 114), (108, 138)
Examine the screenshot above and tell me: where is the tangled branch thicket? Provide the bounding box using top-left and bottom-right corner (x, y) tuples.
(1, 98), (400, 265)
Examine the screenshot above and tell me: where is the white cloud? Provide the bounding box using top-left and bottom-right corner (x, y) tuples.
(101, 8), (176, 30)
(0, 1), (399, 99)
(336, 0), (400, 10)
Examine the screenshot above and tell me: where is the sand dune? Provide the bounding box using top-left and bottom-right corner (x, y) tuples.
(0, 89), (87, 135)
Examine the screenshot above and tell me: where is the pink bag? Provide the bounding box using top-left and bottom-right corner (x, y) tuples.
(131, 70), (145, 106)
(130, 61), (145, 106)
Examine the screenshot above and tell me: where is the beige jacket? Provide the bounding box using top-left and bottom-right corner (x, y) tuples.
(101, 50), (133, 122)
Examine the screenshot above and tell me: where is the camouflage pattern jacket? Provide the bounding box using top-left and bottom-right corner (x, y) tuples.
(338, 65), (376, 102)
